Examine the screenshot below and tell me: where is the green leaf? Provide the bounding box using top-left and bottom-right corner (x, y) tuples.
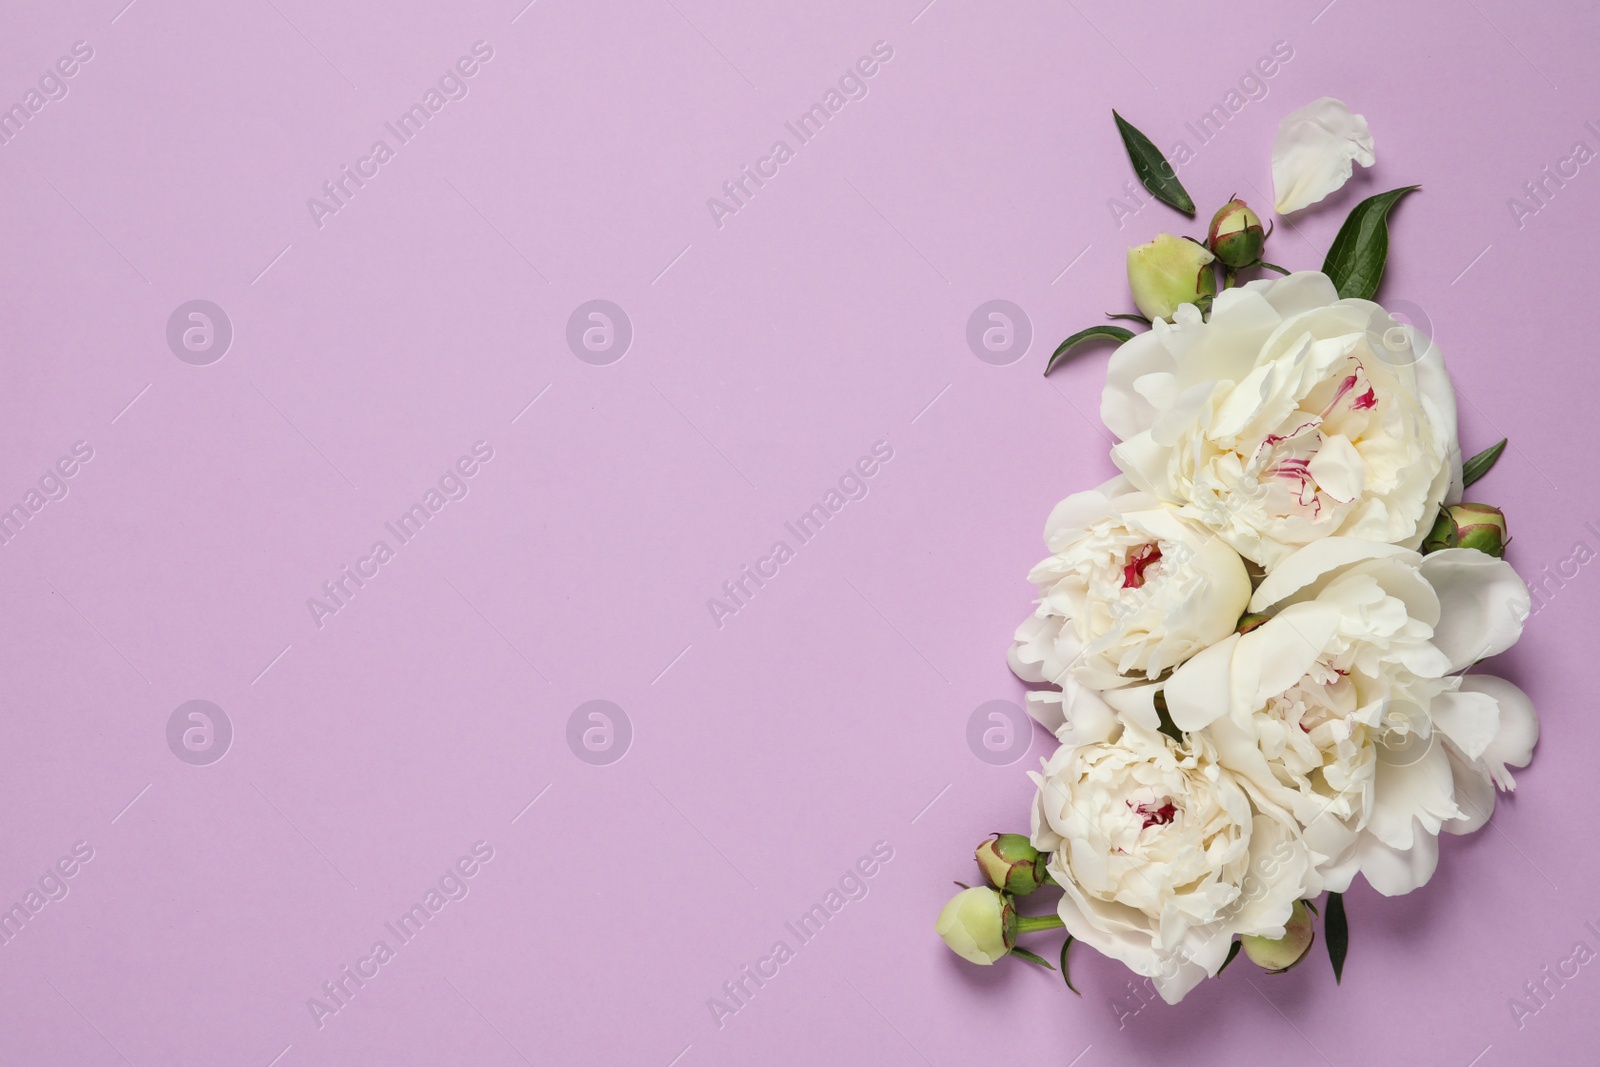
(1046, 325), (1134, 376)
(1257, 261), (1292, 276)
(1463, 438), (1508, 488)
(1153, 691), (1184, 744)
(1106, 312), (1152, 325)
(1325, 891), (1348, 984)
(1058, 935), (1081, 995)
(1011, 946), (1055, 970)
(1321, 186), (1420, 300)
(1216, 940), (1243, 975)
(1112, 111), (1195, 217)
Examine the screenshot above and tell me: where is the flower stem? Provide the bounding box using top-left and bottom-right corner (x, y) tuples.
(1015, 913), (1066, 935)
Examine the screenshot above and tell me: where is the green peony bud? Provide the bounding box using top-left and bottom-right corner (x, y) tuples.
(1449, 503), (1509, 557)
(935, 886), (1015, 965)
(1421, 508), (1458, 554)
(1127, 233), (1216, 321)
(1236, 612), (1272, 634)
(1240, 900), (1316, 972)
(975, 833), (1049, 896)
(1206, 199), (1266, 268)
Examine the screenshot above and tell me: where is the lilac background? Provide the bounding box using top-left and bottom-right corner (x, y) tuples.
(1, 0), (1596, 1063)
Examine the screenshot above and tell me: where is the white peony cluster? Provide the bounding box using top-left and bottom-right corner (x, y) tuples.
(1009, 271), (1536, 1003)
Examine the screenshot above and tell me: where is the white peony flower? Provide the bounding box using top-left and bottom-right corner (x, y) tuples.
(1163, 538), (1536, 898)
(1030, 721), (1309, 1003)
(1103, 272), (1460, 570)
(1008, 476), (1252, 714)
(1271, 97), (1375, 214)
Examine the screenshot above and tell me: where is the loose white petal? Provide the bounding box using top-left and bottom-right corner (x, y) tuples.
(1271, 97), (1375, 214)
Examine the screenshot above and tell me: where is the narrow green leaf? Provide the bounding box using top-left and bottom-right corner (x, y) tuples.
(1321, 186), (1420, 300)
(1011, 946), (1055, 970)
(1216, 940), (1243, 975)
(1058, 935), (1081, 995)
(1325, 891), (1348, 984)
(1257, 261), (1292, 275)
(1152, 691), (1184, 743)
(1046, 325), (1134, 376)
(1463, 438), (1508, 488)
(1105, 312), (1152, 325)
(1112, 111), (1195, 217)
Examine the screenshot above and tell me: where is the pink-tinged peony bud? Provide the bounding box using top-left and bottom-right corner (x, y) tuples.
(1206, 199), (1265, 268)
(975, 834), (1049, 896)
(1421, 508), (1458, 554)
(1127, 234), (1216, 321)
(935, 887), (1015, 965)
(1448, 503), (1509, 558)
(1240, 900), (1316, 972)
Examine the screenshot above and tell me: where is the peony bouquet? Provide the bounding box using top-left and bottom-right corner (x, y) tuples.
(936, 99), (1535, 1002)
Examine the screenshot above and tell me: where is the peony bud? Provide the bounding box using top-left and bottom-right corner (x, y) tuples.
(1206, 199), (1265, 268)
(935, 886), (1015, 965)
(1448, 503), (1509, 558)
(1421, 508), (1458, 554)
(1236, 612), (1272, 634)
(1127, 234), (1216, 321)
(975, 834), (1049, 895)
(1240, 900), (1316, 973)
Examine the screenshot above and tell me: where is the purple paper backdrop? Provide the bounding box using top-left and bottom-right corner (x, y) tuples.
(1, 0), (1596, 1063)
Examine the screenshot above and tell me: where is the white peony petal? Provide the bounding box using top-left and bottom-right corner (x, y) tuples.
(1442, 745), (1497, 835)
(1460, 674), (1538, 790)
(1249, 537), (1414, 612)
(1041, 476), (1133, 550)
(1237, 603), (1342, 705)
(1022, 689), (1067, 734)
(1317, 849), (1360, 894)
(1102, 681), (1163, 732)
(1406, 325), (1464, 505)
(1366, 742), (1459, 848)
(1006, 613), (1056, 684)
(1107, 433), (1174, 511)
(1418, 550), (1530, 671)
(1022, 681), (1121, 746)
(1241, 270), (1342, 317)
(1051, 866), (1170, 977)
(1233, 816), (1310, 935)
(1151, 957), (1211, 1005)
(1356, 821), (1439, 896)
(1164, 634), (1237, 731)
(1306, 433), (1364, 503)
(1179, 288), (1283, 387)
(1429, 688), (1500, 760)
(1271, 97), (1375, 214)
(1101, 329), (1177, 442)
